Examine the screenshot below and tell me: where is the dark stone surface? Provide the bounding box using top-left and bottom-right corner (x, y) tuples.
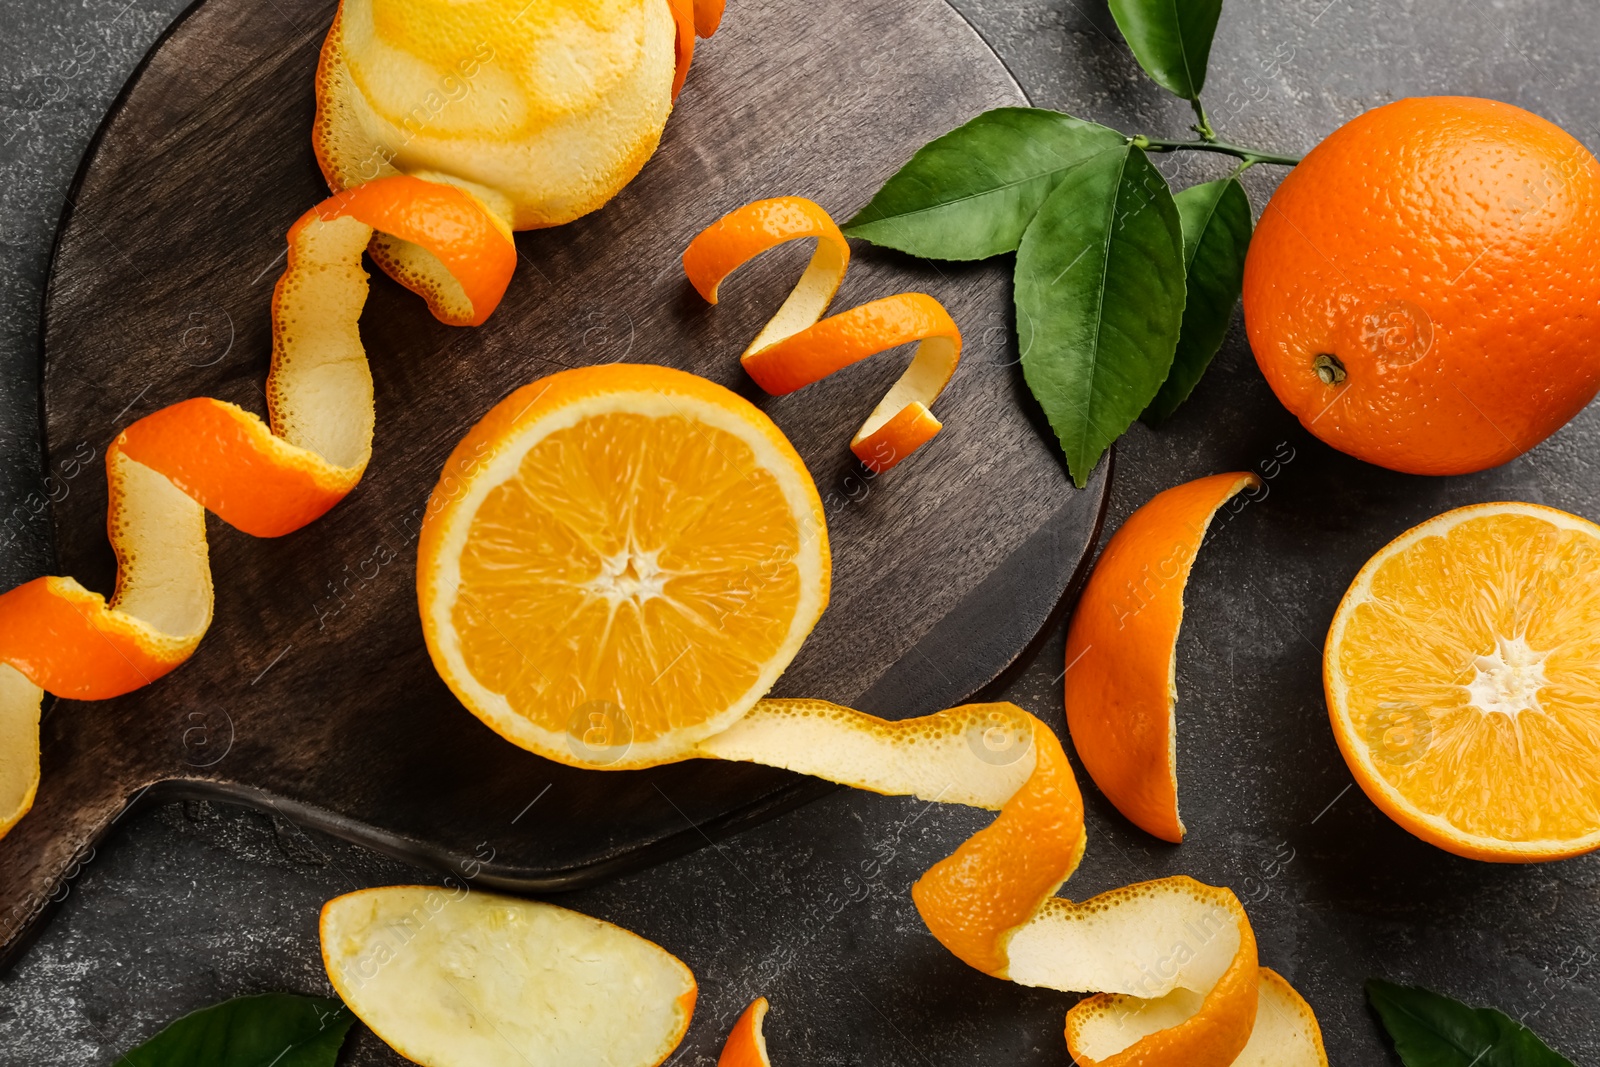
(4, 0), (1600, 1064)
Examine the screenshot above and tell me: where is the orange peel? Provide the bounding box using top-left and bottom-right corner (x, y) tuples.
(1063, 472), (1261, 842)
(322, 886), (697, 1067)
(0, 174), (512, 838)
(682, 196), (961, 473)
(718, 997), (772, 1067)
(699, 699), (1327, 1065)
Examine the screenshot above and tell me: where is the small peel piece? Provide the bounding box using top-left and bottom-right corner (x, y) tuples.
(1064, 471), (1261, 842)
(699, 699), (1324, 1064)
(718, 997), (772, 1067)
(682, 196), (961, 473)
(322, 886), (696, 1067)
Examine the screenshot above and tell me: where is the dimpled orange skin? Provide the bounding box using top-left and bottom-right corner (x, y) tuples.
(1064, 473), (1260, 843)
(911, 717), (1086, 976)
(1243, 97), (1600, 475)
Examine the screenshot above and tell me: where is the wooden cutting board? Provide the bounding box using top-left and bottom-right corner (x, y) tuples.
(0, 0), (1109, 967)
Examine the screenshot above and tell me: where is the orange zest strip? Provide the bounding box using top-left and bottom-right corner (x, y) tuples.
(0, 174), (512, 839)
(1064, 472), (1261, 843)
(700, 700), (1328, 1065)
(693, 0), (726, 38)
(682, 196), (961, 474)
(668, 0), (722, 100)
(717, 997), (772, 1067)
(314, 177), (517, 327)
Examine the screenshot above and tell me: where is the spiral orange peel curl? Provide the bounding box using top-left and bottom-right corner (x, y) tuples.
(682, 197), (961, 473)
(0, 175), (514, 838)
(699, 701), (1328, 1066)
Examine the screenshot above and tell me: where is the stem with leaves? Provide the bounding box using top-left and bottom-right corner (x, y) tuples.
(839, 0), (1306, 486)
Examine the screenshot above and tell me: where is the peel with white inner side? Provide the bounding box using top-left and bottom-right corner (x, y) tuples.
(701, 699), (1328, 1066)
(322, 886), (696, 1067)
(682, 197), (962, 473)
(0, 175), (513, 841)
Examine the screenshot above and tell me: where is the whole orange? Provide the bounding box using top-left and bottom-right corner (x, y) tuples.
(1243, 96), (1600, 475)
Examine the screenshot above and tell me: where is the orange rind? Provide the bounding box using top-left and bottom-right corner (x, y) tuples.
(0, 175), (510, 839)
(683, 196), (961, 473)
(700, 699), (1327, 1065)
(415, 373), (1324, 1061)
(718, 997), (772, 1067)
(322, 886), (697, 1067)
(1063, 472), (1261, 842)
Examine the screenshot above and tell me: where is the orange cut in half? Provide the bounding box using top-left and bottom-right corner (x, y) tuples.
(417, 365), (829, 769)
(1326, 502), (1600, 861)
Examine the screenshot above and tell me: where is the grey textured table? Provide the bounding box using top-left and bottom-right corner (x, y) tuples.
(3, 1), (1600, 1064)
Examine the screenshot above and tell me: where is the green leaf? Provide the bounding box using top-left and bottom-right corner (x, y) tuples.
(841, 107), (1126, 260)
(1107, 0), (1224, 101)
(1367, 978), (1576, 1067)
(1015, 144), (1185, 487)
(119, 993), (355, 1067)
(1142, 176), (1252, 423)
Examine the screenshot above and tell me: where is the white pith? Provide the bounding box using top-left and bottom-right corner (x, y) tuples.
(322, 887), (694, 1067)
(1465, 633), (1550, 719)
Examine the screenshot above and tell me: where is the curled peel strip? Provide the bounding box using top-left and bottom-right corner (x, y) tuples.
(682, 197), (961, 473)
(699, 701), (1328, 1066)
(0, 175), (514, 837)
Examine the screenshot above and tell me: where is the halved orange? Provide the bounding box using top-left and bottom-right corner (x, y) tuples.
(1326, 501), (1600, 861)
(417, 364), (830, 769)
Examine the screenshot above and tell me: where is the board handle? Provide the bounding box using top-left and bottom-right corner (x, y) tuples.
(0, 766), (141, 972)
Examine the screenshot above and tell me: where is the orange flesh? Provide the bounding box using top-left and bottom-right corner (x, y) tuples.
(452, 411), (807, 751)
(1328, 503), (1600, 856)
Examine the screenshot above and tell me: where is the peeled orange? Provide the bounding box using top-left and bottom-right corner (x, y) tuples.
(417, 365), (830, 769)
(1326, 502), (1600, 861)
(315, 0), (681, 231)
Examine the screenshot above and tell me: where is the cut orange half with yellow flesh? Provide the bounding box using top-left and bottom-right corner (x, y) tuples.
(1326, 501), (1600, 862)
(417, 364), (830, 769)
